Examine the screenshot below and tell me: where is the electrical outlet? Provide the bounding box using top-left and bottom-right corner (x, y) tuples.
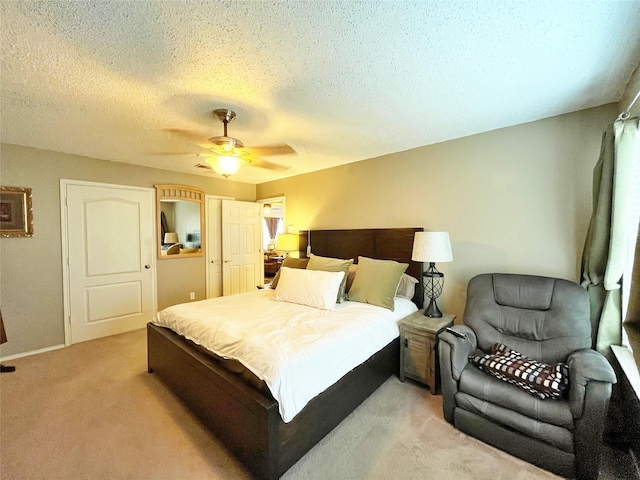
(189, 292), (195, 300)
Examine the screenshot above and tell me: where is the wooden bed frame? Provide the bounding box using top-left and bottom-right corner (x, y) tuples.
(147, 227), (423, 479)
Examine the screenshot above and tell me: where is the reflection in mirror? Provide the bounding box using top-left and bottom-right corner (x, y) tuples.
(155, 185), (205, 259)
(259, 197), (285, 252)
(259, 197), (286, 282)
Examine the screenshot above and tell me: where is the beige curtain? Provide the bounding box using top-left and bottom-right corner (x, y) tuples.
(264, 217), (281, 241)
(581, 118), (640, 355)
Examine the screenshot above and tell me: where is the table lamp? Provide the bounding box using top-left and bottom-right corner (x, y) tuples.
(411, 232), (453, 317)
(164, 232), (179, 245)
(276, 233), (298, 257)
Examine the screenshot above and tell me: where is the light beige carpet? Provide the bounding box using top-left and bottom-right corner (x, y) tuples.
(0, 328), (610, 479)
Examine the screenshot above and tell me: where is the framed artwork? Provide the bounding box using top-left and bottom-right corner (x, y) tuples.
(0, 186), (33, 237)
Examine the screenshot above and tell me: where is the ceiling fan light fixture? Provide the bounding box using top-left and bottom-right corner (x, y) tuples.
(207, 135), (245, 150)
(171, 107), (295, 176)
(206, 155), (247, 178)
(206, 144), (249, 158)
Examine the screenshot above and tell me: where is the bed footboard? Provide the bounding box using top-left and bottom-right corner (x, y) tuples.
(147, 323), (399, 479)
(147, 323), (281, 479)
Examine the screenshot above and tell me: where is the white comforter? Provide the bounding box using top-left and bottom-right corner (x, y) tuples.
(154, 289), (417, 422)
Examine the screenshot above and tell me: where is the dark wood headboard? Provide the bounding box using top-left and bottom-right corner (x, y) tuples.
(298, 228), (424, 308)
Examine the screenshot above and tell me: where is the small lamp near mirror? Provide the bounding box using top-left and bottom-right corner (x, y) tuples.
(411, 231), (453, 317)
(164, 232), (179, 245)
(163, 232), (181, 255)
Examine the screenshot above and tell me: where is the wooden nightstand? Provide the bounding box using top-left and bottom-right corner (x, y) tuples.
(399, 310), (455, 394)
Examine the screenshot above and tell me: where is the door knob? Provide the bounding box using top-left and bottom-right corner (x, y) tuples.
(145, 265), (151, 269)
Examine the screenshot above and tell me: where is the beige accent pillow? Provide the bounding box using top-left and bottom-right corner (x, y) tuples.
(396, 273), (419, 300)
(274, 267), (345, 310)
(346, 267), (417, 299)
(345, 264), (359, 293)
(306, 254), (354, 302)
(270, 257), (309, 288)
(347, 256), (408, 311)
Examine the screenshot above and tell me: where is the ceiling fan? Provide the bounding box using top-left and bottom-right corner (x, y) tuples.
(169, 109), (296, 178)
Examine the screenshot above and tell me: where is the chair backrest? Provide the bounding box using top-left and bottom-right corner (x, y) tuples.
(464, 273), (591, 364)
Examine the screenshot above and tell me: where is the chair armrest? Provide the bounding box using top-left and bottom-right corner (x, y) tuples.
(568, 349), (617, 419)
(438, 325), (477, 381)
(438, 325), (477, 424)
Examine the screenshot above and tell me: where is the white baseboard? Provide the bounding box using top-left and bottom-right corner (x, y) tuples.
(0, 344), (65, 362)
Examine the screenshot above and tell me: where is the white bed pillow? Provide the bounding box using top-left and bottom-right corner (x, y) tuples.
(306, 254), (354, 302)
(274, 267), (346, 310)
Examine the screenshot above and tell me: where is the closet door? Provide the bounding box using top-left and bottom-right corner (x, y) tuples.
(221, 200), (262, 295)
(61, 180), (156, 344)
(205, 197), (223, 299)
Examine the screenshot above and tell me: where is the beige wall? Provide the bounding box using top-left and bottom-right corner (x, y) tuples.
(0, 103), (620, 356)
(619, 60), (640, 118)
(257, 104), (619, 322)
(0, 144), (255, 356)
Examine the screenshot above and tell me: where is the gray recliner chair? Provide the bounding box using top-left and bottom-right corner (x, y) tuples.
(439, 273), (616, 479)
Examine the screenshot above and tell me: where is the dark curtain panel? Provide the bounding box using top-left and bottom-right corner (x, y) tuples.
(161, 211), (168, 241)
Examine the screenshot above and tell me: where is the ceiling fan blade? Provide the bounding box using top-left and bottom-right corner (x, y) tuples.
(147, 151), (195, 156)
(249, 157), (291, 171)
(197, 141), (224, 150)
(194, 163), (214, 171)
(244, 144), (296, 157)
(163, 128), (206, 142)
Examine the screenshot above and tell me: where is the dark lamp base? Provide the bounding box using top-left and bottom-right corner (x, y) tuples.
(424, 298), (443, 318)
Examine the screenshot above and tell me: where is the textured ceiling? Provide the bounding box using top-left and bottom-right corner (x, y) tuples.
(2, 1), (640, 184)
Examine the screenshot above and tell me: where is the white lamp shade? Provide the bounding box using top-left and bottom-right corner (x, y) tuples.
(276, 233), (298, 252)
(164, 232), (179, 244)
(411, 232), (453, 262)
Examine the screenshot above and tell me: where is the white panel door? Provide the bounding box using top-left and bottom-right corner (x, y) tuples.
(222, 200), (262, 295)
(63, 182), (156, 344)
(206, 196), (223, 299)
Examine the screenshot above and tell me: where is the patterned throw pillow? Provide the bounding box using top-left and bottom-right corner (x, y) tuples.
(469, 343), (570, 399)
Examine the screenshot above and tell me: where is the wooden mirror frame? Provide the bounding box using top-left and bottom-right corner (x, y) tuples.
(155, 185), (205, 260)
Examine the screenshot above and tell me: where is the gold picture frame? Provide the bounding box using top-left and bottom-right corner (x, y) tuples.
(0, 186), (33, 237)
